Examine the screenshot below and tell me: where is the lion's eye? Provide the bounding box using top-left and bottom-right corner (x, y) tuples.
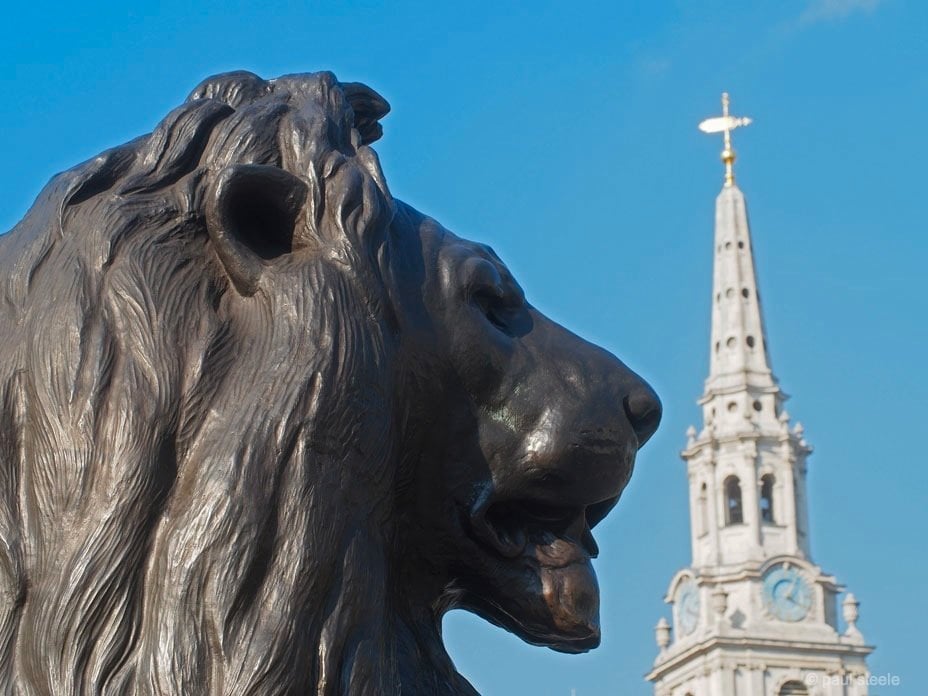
(463, 257), (531, 337)
(473, 289), (512, 334)
(473, 287), (532, 338)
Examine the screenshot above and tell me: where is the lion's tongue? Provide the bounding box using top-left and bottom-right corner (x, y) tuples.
(529, 537), (601, 651)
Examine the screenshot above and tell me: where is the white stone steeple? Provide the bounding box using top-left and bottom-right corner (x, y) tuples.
(707, 183), (774, 392)
(647, 94), (873, 696)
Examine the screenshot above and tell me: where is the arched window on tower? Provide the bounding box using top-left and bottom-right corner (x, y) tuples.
(760, 474), (775, 524)
(724, 476), (743, 525)
(698, 483), (708, 536)
(778, 680), (809, 696)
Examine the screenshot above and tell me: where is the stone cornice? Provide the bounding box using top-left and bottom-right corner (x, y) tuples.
(647, 634), (875, 682)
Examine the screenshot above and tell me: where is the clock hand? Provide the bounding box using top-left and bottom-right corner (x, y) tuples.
(786, 578), (799, 604)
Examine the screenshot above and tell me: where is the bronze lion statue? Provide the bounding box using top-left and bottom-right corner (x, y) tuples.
(0, 71), (660, 694)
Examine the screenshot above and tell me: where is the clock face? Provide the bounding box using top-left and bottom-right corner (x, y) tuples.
(676, 580), (700, 635)
(763, 566), (813, 622)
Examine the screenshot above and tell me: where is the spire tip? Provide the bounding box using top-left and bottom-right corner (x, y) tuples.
(698, 93), (752, 187)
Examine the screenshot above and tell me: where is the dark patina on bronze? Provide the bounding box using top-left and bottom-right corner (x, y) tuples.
(0, 71), (660, 694)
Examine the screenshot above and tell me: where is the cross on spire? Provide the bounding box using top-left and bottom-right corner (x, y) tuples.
(698, 92), (753, 187)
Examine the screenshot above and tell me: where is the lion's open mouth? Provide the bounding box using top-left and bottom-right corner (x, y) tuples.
(467, 495), (604, 652)
(478, 499), (594, 559)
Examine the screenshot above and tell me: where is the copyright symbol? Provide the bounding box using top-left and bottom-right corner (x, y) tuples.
(805, 673), (819, 686)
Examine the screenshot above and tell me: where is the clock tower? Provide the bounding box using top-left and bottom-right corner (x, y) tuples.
(646, 95), (873, 696)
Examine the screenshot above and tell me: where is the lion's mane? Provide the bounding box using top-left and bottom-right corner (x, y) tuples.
(0, 71), (431, 694)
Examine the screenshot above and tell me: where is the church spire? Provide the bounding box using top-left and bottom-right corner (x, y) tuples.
(706, 184), (775, 391)
(698, 95), (778, 422)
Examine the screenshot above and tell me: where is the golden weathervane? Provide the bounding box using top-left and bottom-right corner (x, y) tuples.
(698, 92), (752, 187)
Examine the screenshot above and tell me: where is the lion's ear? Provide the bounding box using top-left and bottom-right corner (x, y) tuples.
(205, 164), (308, 296)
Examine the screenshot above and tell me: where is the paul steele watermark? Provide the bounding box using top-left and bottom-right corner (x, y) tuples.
(805, 671), (902, 688)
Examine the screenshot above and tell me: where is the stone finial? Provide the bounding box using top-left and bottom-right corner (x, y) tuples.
(655, 617), (671, 650)
(842, 593), (863, 641)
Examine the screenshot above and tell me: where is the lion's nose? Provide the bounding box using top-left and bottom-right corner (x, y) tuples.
(623, 383), (661, 448)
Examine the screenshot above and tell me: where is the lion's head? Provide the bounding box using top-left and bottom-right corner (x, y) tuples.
(0, 71), (660, 694)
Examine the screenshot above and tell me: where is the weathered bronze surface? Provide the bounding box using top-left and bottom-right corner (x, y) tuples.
(0, 71), (660, 694)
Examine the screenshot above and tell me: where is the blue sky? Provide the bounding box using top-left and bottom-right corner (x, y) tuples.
(1, 1), (925, 694)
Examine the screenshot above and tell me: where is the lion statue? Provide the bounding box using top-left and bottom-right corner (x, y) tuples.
(0, 71), (661, 695)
